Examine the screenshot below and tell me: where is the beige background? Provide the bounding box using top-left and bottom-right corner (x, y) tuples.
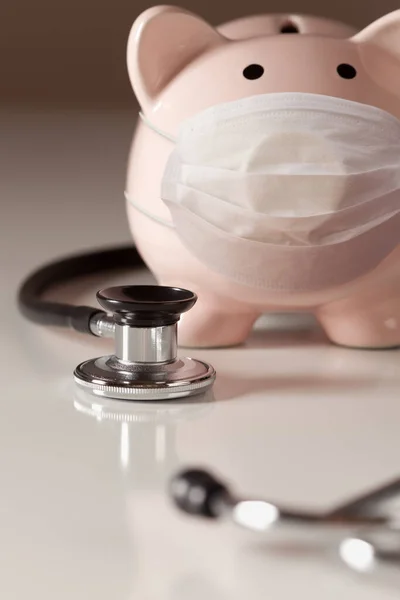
(0, 0), (399, 108)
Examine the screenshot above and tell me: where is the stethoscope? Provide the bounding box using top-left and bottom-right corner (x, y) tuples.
(18, 244), (400, 583)
(18, 245), (215, 401)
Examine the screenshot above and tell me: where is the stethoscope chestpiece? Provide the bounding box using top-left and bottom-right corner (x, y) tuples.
(74, 285), (215, 401)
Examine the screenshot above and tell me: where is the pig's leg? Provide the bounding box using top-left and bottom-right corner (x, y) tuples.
(317, 282), (400, 349)
(179, 302), (259, 348)
(160, 281), (259, 348)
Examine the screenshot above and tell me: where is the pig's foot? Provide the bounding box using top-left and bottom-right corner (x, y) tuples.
(179, 306), (259, 348)
(317, 290), (400, 349)
(160, 283), (259, 348)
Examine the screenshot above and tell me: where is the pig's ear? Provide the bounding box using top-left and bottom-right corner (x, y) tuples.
(127, 6), (227, 111)
(352, 10), (400, 94)
(352, 10), (400, 60)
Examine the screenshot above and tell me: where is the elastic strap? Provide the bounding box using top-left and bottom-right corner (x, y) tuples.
(125, 192), (175, 229)
(139, 112), (177, 143)
(130, 114), (177, 229)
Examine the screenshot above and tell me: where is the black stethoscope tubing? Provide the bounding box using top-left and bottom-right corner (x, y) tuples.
(17, 244), (144, 333)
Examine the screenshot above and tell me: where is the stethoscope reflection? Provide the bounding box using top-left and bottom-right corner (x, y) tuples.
(73, 388), (233, 599)
(73, 388), (215, 486)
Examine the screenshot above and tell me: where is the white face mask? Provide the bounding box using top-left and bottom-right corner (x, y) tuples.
(134, 93), (400, 291)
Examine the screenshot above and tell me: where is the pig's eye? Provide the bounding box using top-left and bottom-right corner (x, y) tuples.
(337, 64), (357, 79)
(243, 64), (265, 80)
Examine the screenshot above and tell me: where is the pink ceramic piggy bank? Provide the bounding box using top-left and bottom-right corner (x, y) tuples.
(126, 7), (400, 349)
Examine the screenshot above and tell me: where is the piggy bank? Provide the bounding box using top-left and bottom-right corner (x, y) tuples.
(126, 7), (400, 349)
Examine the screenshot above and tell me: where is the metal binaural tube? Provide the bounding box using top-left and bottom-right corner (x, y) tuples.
(115, 323), (177, 364)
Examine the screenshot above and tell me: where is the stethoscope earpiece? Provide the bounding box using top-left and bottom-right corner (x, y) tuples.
(74, 285), (215, 401)
(170, 469), (231, 519)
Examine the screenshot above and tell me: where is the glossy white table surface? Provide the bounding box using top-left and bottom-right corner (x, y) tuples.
(1, 109), (400, 599)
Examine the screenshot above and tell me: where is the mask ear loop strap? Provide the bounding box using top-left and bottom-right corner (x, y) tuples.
(138, 112), (177, 143)
(125, 113), (177, 229)
(124, 192), (175, 229)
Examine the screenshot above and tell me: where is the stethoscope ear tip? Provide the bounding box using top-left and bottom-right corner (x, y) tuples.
(169, 468), (229, 519)
(339, 527), (400, 577)
(339, 535), (376, 573)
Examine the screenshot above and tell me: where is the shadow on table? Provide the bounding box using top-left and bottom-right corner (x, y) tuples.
(213, 372), (382, 401)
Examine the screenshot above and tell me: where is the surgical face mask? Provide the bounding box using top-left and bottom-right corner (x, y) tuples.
(134, 93), (400, 291)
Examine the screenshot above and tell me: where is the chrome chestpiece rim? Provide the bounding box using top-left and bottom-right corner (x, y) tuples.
(74, 285), (216, 401)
